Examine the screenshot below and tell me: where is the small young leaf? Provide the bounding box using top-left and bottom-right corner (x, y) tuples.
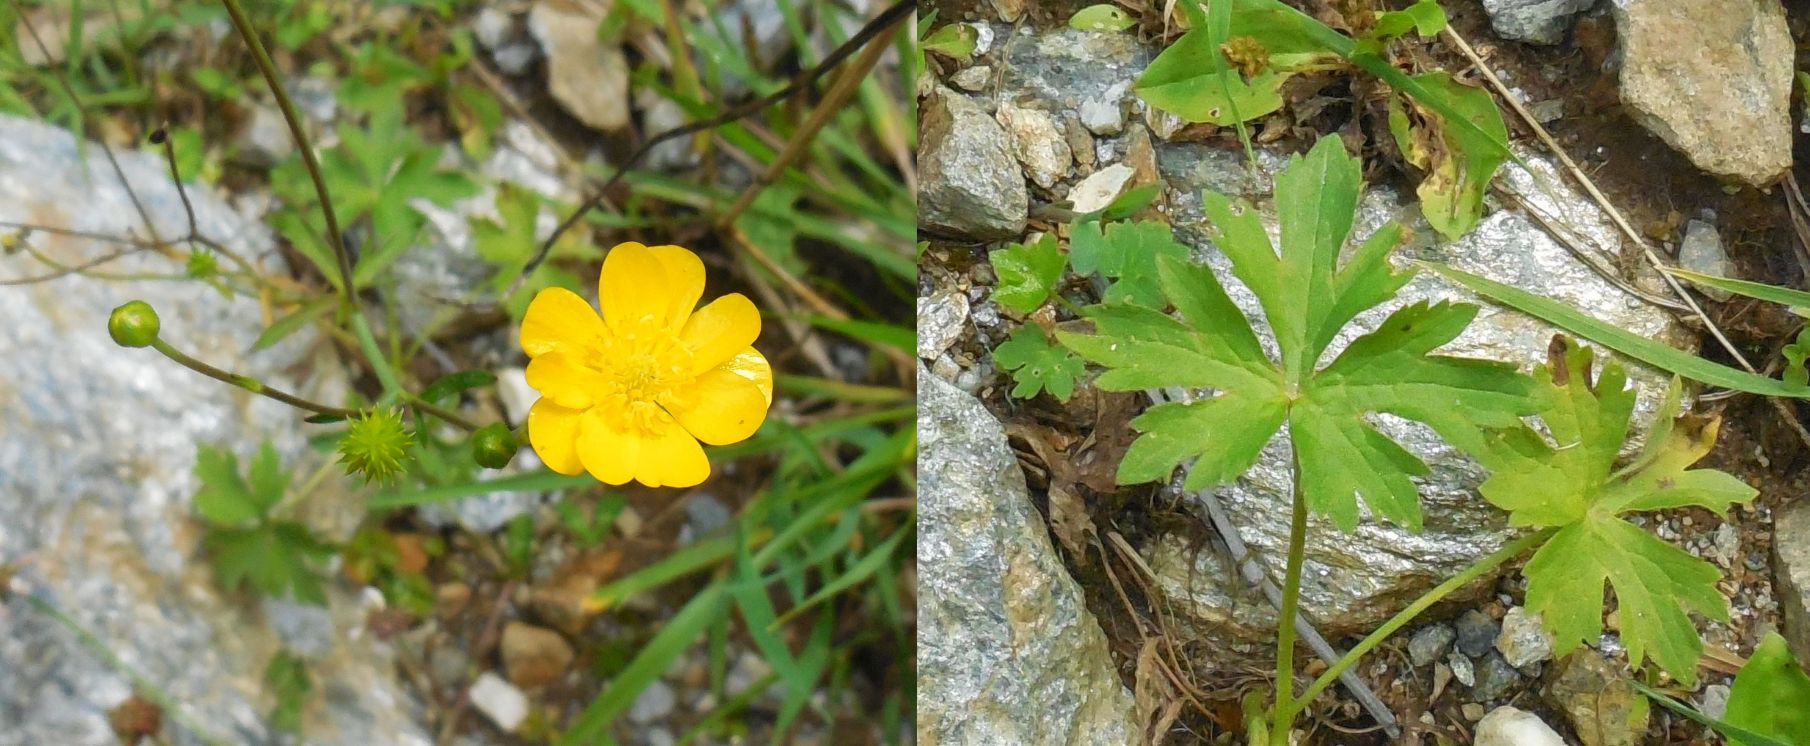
(1723, 632), (1810, 745)
(251, 296), (338, 352)
(193, 446), (259, 526)
(1099, 182), (1163, 221)
(1067, 219), (1190, 309)
(922, 24), (977, 62)
(247, 441), (289, 513)
(1474, 341), (1758, 685)
(420, 370), (498, 405)
(1366, 0), (1445, 44)
(990, 233), (1066, 315)
(993, 326), (1085, 401)
(1070, 4), (1136, 32)
(1784, 327), (1809, 388)
(265, 651), (313, 734)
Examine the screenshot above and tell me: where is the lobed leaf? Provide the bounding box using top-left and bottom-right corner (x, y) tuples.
(1067, 219), (1192, 309)
(990, 233), (1067, 315)
(1474, 340), (1757, 684)
(993, 326), (1085, 401)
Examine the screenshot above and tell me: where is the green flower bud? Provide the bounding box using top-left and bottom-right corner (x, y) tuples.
(186, 250), (218, 279)
(471, 423), (519, 469)
(108, 300), (161, 348)
(337, 407), (412, 483)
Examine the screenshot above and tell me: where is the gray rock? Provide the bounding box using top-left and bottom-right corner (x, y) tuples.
(1613, 0), (1793, 186)
(1774, 498), (1810, 666)
(1709, 521), (1741, 568)
(950, 66), (993, 92)
(1678, 220), (1732, 301)
(1469, 652), (1523, 700)
(1079, 83), (1130, 136)
(1000, 27), (1150, 118)
(471, 6), (538, 77)
(1448, 651), (1476, 687)
(997, 102), (1072, 190)
(920, 89), (1028, 241)
(527, 0), (630, 132)
(628, 679), (676, 724)
(1409, 623), (1456, 667)
(1545, 650), (1646, 746)
(0, 114), (427, 745)
(1480, 0), (1595, 45)
(1476, 706), (1566, 746)
(1142, 146), (1694, 640)
(1066, 163), (1133, 214)
(1456, 610), (1501, 658)
(468, 672), (527, 732)
(918, 370), (1138, 745)
(1495, 607), (1553, 667)
(917, 289), (969, 361)
(1699, 683), (1730, 721)
(231, 103), (294, 169)
(682, 493), (731, 541)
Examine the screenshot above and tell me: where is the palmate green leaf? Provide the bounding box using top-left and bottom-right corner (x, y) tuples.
(1724, 632), (1810, 745)
(193, 442), (288, 525)
(1475, 341), (1757, 685)
(205, 522), (335, 605)
(1061, 137), (1533, 530)
(1135, 0), (1334, 126)
(994, 326), (1084, 401)
(1068, 219), (1191, 309)
(990, 233), (1066, 315)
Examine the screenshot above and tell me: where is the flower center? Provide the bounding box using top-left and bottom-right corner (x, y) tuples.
(585, 321), (695, 433)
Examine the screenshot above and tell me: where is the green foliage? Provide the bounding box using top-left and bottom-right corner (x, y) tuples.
(989, 233), (1066, 315)
(1070, 5), (1136, 32)
(554, 494), (627, 549)
(471, 184), (596, 317)
(1724, 632), (1810, 745)
(1786, 327), (1810, 388)
(1430, 263), (1810, 398)
(1068, 219), (1192, 309)
(194, 443), (335, 604)
(270, 106), (479, 293)
(1387, 71), (1508, 239)
(1138, 0), (1508, 238)
(1059, 137), (1531, 530)
(994, 326), (1084, 401)
(264, 650), (313, 734)
(1473, 341), (1756, 685)
(920, 23), (977, 62)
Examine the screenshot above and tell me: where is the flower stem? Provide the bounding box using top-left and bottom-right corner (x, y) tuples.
(1279, 526), (1557, 723)
(1270, 454), (1310, 745)
(349, 311), (403, 401)
(216, 0), (353, 299)
(149, 337), (357, 419)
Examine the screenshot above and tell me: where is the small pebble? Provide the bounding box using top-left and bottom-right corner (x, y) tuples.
(1455, 609), (1500, 658)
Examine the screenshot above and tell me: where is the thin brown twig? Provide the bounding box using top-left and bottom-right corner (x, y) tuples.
(1440, 24), (1810, 451)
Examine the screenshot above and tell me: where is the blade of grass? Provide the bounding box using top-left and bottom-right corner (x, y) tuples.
(1664, 267), (1810, 311)
(556, 583), (729, 745)
(1425, 262), (1810, 397)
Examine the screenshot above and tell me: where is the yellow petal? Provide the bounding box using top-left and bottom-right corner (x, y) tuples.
(577, 409), (638, 485)
(598, 242), (704, 332)
(679, 293), (761, 373)
(526, 398), (585, 475)
(524, 350), (604, 409)
(666, 367), (770, 445)
(721, 347), (773, 405)
(635, 411), (711, 487)
(520, 287), (604, 358)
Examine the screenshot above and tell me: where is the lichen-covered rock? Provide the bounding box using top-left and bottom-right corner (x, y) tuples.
(1480, 0), (1595, 45)
(1613, 0), (1793, 186)
(1545, 649), (1647, 746)
(918, 370), (1138, 746)
(920, 88), (1028, 241)
(0, 115), (429, 745)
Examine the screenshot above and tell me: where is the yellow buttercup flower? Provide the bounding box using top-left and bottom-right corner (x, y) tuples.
(520, 242), (772, 488)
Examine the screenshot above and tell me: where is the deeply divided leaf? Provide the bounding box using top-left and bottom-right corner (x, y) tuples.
(994, 326), (1085, 401)
(1061, 137), (1532, 530)
(1474, 341), (1758, 685)
(1068, 219), (1191, 309)
(990, 233), (1066, 315)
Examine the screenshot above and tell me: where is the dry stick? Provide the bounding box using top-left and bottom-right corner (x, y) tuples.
(1494, 188), (1689, 312)
(14, 2), (162, 244)
(0, 244), (143, 285)
(1781, 174), (1810, 279)
(713, 20), (893, 231)
(506, 0), (914, 300)
(1440, 25), (1810, 451)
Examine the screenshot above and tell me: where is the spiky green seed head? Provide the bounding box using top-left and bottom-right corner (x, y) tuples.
(108, 300), (161, 348)
(337, 408), (412, 483)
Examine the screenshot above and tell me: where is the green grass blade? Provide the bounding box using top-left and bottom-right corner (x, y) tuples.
(1425, 262), (1810, 397)
(1631, 681), (1795, 746)
(557, 583), (729, 745)
(1666, 267), (1810, 311)
(365, 470), (588, 510)
(772, 521), (911, 627)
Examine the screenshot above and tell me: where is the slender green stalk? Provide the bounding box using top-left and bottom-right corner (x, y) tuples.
(348, 312), (403, 400)
(216, 0), (353, 298)
(1280, 526), (1557, 721)
(1270, 455), (1310, 745)
(149, 338), (357, 418)
(15, 593), (231, 746)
